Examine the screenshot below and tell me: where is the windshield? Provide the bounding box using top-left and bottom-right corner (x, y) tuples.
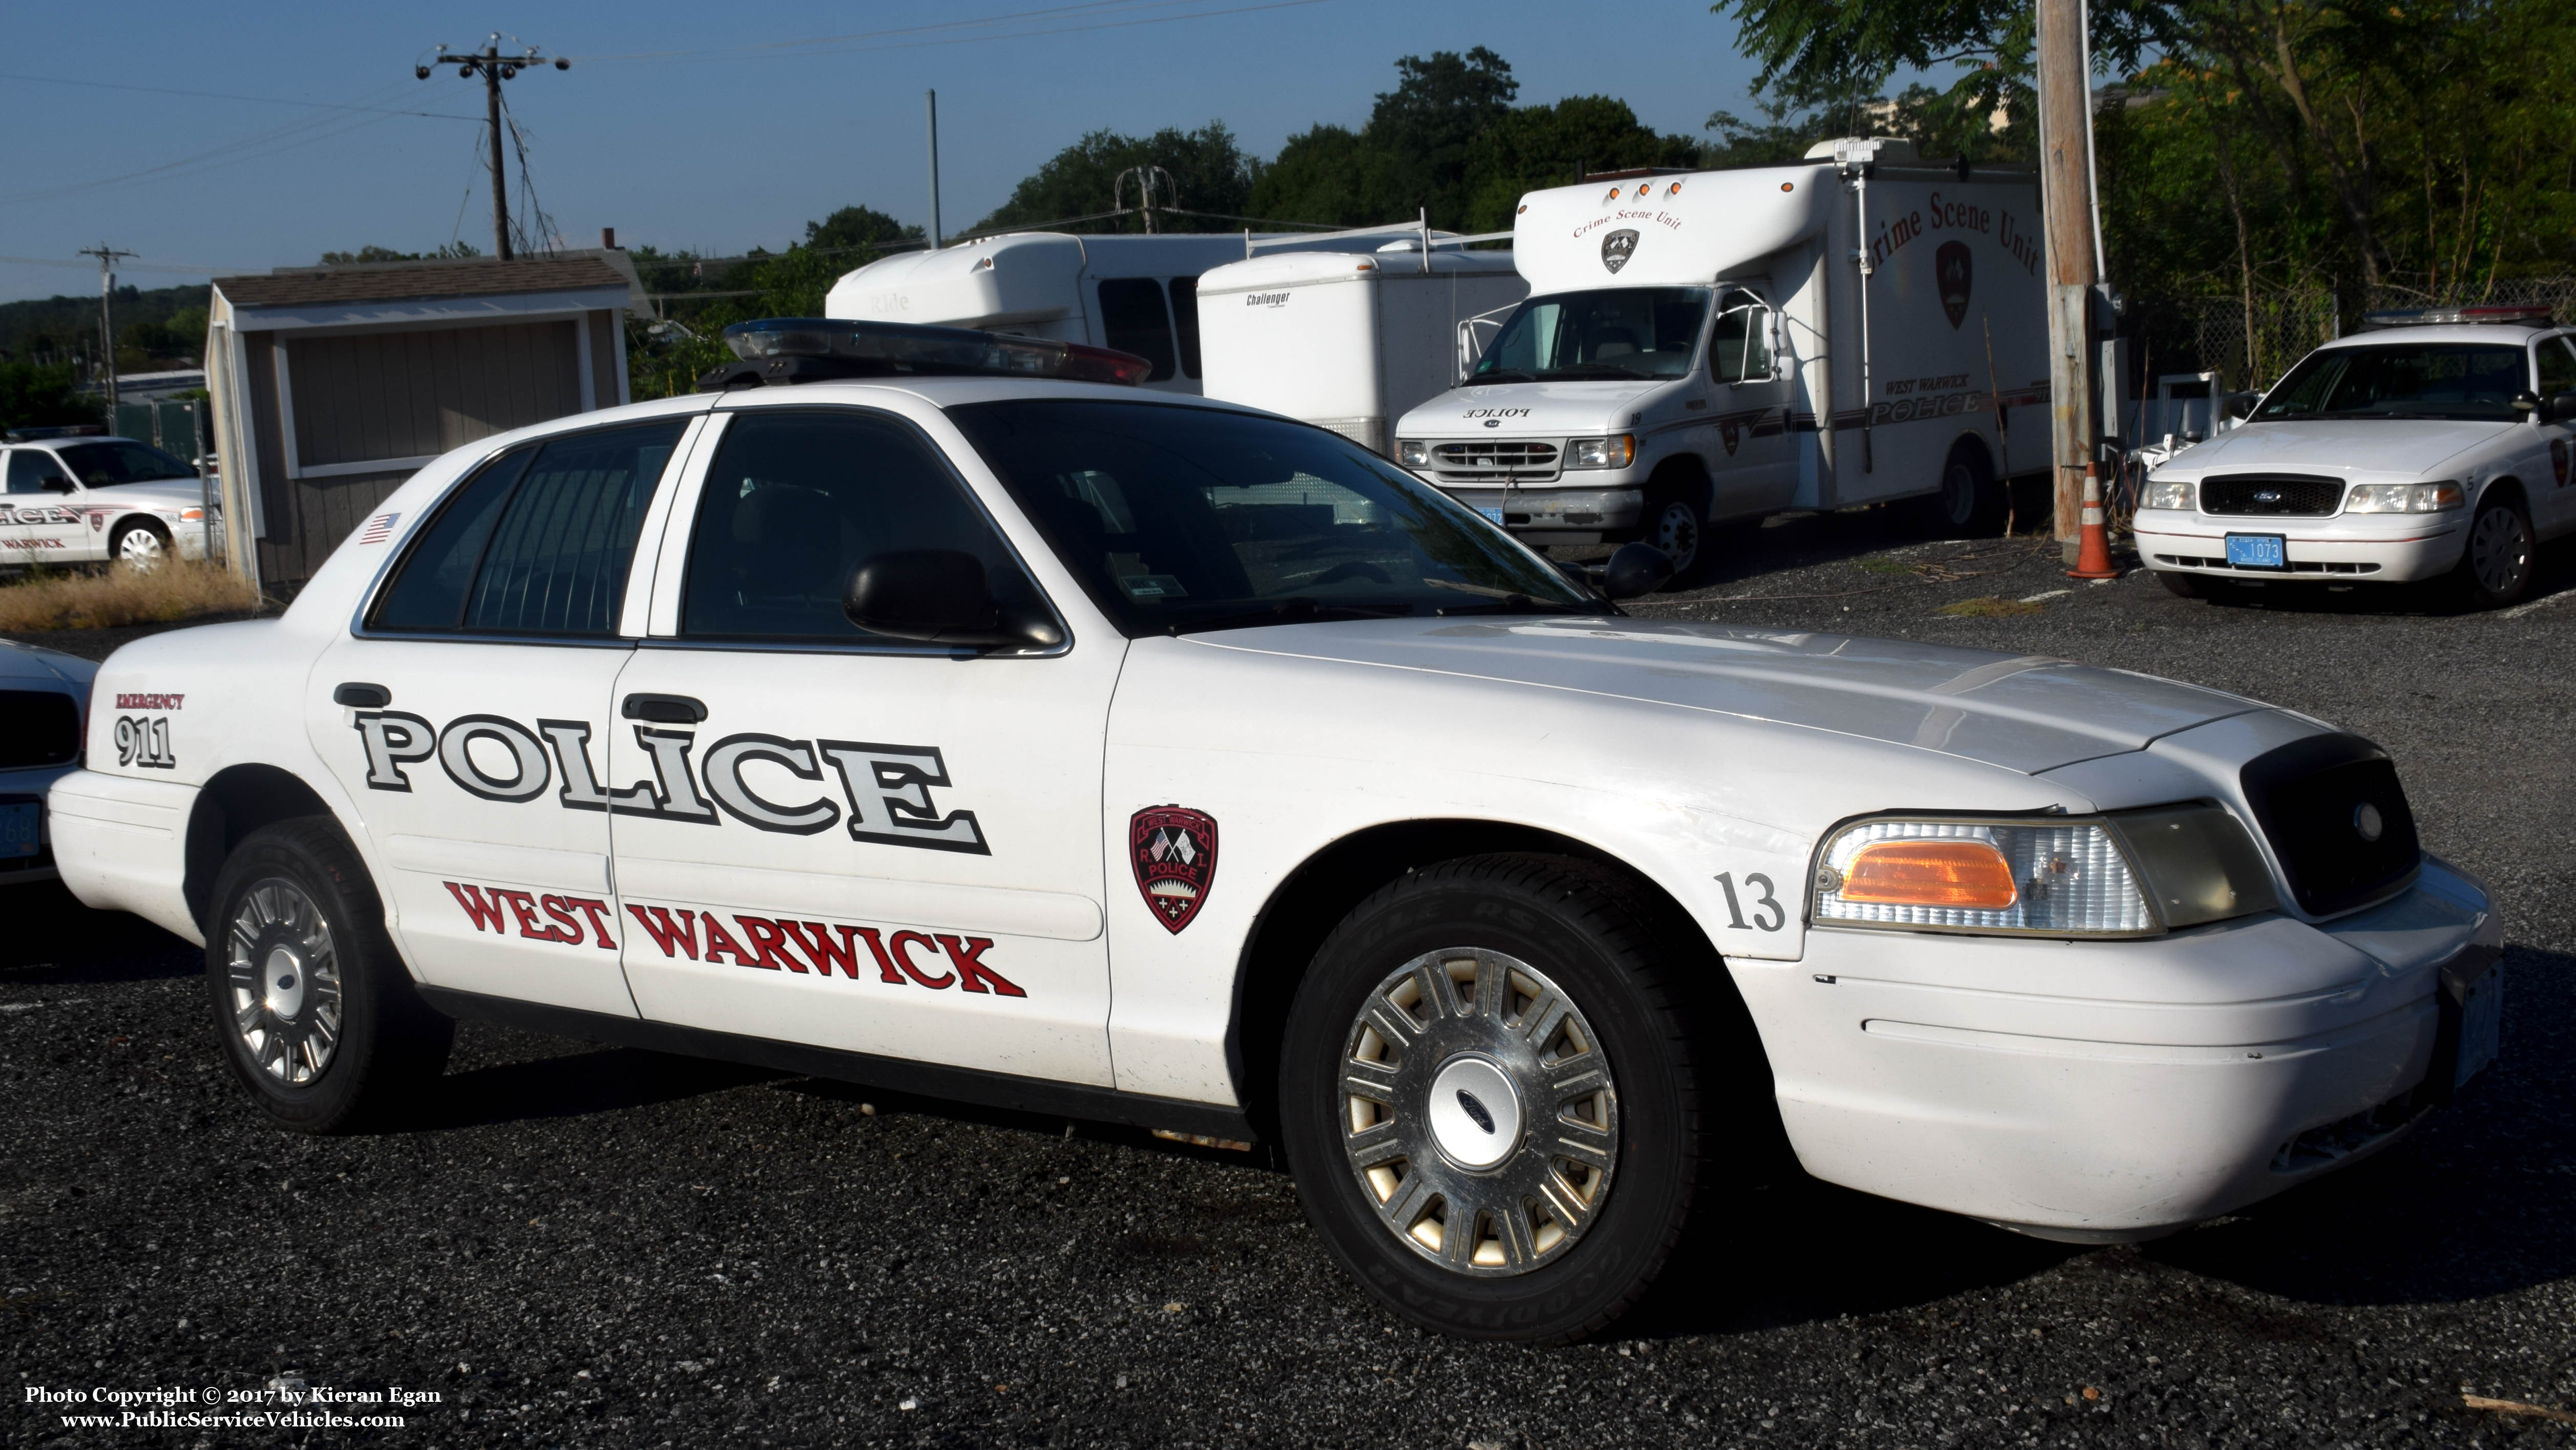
(55, 441), (196, 487)
(949, 400), (1599, 636)
(1473, 287), (1710, 382)
(2254, 343), (2528, 422)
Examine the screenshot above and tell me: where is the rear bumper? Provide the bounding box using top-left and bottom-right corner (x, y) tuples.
(2135, 511), (2465, 583)
(47, 769), (201, 944)
(1736, 858), (2500, 1237)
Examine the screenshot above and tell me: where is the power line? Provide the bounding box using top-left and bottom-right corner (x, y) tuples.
(572, 0), (1223, 62)
(0, 254), (262, 275)
(569, 0), (1345, 65)
(0, 79), (432, 206)
(416, 35), (570, 261)
(0, 72), (478, 120)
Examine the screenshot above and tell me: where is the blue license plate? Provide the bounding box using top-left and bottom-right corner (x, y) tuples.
(1, 802), (37, 858)
(1477, 507), (1506, 525)
(2454, 962), (2503, 1089)
(2225, 533), (2287, 569)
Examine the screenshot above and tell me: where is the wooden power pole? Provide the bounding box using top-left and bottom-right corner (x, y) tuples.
(2036, 0), (2101, 560)
(76, 243), (137, 407)
(418, 35), (568, 262)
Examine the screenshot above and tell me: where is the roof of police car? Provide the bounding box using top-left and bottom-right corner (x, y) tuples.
(2322, 321), (2571, 349)
(703, 376), (1270, 410)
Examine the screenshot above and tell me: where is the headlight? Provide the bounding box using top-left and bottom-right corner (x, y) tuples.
(1811, 805), (2276, 937)
(2141, 477), (2193, 511)
(1396, 440), (1429, 467)
(2344, 481), (2464, 513)
(1567, 435), (1635, 469)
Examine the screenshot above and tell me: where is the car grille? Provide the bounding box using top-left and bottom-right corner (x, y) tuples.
(0, 691), (79, 768)
(2239, 734), (2420, 916)
(1432, 441), (1560, 483)
(2201, 473), (2344, 516)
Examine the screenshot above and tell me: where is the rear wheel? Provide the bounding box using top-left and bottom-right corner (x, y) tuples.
(2448, 493), (2535, 609)
(1277, 855), (1721, 1342)
(1925, 442), (2003, 538)
(111, 519), (172, 572)
(207, 818), (452, 1132)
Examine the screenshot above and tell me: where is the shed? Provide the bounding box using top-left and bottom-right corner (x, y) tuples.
(205, 252), (642, 590)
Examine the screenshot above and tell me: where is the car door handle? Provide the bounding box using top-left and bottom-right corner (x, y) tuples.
(333, 682), (391, 708)
(621, 693), (707, 724)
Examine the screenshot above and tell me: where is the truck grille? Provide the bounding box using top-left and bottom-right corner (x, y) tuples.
(2201, 474), (2344, 516)
(0, 691), (79, 768)
(2239, 734), (2420, 916)
(1432, 441), (1560, 483)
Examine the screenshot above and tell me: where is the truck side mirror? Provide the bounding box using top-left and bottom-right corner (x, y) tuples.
(2512, 390), (2541, 416)
(844, 550), (1063, 650)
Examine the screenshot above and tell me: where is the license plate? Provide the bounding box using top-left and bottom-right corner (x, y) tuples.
(2225, 533), (2287, 569)
(2449, 960), (2503, 1090)
(1477, 507), (1506, 525)
(0, 802), (37, 858)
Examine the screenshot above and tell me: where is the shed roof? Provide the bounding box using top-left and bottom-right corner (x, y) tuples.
(215, 253), (631, 308)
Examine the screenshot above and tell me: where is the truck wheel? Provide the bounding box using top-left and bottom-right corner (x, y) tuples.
(1276, 854), (1716, 1342)
(2448, 493), (2535, 609)
(1928, 444), (2003, 538)
(207, 818), (452, 1132)
(111, 519), (172, 572)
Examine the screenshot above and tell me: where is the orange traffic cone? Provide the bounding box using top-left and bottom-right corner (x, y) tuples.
(2067, 462), (2120, 579)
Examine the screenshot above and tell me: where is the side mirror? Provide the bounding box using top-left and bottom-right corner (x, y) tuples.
(38, 475), (74, 493)
(2223, 390), (2260, 420)
(2512, 390), (2542, 416)
(843, 549), (1063, 650)
(1600, 542), (1673, 600)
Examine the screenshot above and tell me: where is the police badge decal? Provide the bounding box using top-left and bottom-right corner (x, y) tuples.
(1600, 229), (1640, 274)
(1130, 806), (1219, 933)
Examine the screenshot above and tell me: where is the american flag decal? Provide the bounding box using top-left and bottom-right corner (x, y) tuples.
(357, 512), (399, 545)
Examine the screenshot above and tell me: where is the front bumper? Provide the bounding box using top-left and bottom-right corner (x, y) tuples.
(1436, 485), (1646, 546)
(1734, 857), (2500, 1238)
(2136, 508), (2465, 583)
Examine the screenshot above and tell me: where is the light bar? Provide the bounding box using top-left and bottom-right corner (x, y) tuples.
(2358, 304), (2555, 330)
(707, 318), (1152, 388)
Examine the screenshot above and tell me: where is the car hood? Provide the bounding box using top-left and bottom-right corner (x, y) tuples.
(1398, 378), (1669, 437)
(2167, 419), (2507, 479)
(79, 480), (207, 511)
(0, 639), (97, 688)
(1201, 616), (2266, 774)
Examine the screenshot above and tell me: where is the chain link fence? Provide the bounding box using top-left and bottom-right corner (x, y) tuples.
(2159, 277), (2575, 391)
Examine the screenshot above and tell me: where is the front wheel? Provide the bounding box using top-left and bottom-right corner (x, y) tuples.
(111, 519), (172, 572)
(208, 818), (452, 1132)
(2449, 494), (2535, 609)
(1644, 493), (1705, 586)
(1277, 855), (1721, 1342)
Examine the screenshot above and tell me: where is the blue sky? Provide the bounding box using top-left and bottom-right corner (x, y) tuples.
(0, 0), (1800, 305)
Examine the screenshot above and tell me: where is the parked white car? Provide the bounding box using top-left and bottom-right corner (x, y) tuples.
(1, 638), (98, 886)
(2135, 307), (2576, 607)
(2, 427), (219, 570)
(47, 319), (2503, 1342)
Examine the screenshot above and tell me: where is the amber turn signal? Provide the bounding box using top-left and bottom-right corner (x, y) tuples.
(1840, 839), (2019, 909)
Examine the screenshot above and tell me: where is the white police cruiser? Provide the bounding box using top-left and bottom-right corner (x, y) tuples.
(2137, 305), (2576, 607)
(47, 318), (2503, 1342)
(2, 426), (218, 570)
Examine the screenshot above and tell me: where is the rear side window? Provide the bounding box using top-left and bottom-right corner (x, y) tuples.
(1167, 276), (1201, 380)
(370, 419), (686, 636)
(680, 409), (1041, 642)
(1097, 278), (1177, 382)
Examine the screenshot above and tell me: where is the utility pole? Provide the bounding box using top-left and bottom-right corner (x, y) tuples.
(77, 243), (137, 407)
(2035, 0), (2101, 560)
(925, 90), (943, 250)
(418, 34), (568, 261)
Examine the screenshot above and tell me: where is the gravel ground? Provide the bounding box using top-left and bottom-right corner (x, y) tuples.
(5, 517), (2572, 1448)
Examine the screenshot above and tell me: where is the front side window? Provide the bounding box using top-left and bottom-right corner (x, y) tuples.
(1473, 287), (1711, 383)
(2254, 343), (2528, 423)
(54, 441), (195, 487)
(1097, 278), (1177, 382)
(950, 399), (1598, 636)
(6, 450), (59, 494)
(2536, 337), (2576, 400)
(370, 419), (685, 636)
(1709, 288), (1775, 384)
(680, 409), (1043, 641)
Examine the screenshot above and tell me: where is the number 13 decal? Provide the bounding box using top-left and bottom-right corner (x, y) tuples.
(1712, 872), (1785, 932)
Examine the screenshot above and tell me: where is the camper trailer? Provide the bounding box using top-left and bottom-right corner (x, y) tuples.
(1194, 243), (1526, 453)
(826, 232), (1400, 396)
(1391, 138), (2049, 577)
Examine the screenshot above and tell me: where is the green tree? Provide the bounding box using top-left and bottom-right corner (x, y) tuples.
(316, 242), (484, 264)
(972, 123), (1256, 235)
(1460, 96), (1700, 231)
(0, 362), (101, 431)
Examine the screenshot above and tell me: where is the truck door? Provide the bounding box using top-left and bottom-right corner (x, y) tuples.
(605, 401), (1118, 1087)
(1705, 287), (1797, 518)
(306, 416), (701, 1017)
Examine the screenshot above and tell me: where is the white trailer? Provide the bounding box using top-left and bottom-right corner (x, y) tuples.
(1195, 243), (1526, 454)
(825, 232), (1409, 396)
(1390, 138), (2050, 578)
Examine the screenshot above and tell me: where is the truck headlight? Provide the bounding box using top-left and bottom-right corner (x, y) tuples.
(2344, 481), (2464, 513)
(1396, 440), (1429, 466)
(2141, 477), (2193, 511)
(1810, 805), (2276, 937)
(1567, 435), (1635, 469)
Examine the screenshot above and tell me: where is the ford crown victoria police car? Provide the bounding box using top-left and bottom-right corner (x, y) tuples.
(2137, 306), (2576, 607)
(48, 319), (2504, 1342)
(2, 427), (216, 570)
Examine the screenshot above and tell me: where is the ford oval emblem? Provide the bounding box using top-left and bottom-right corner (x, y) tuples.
(1484, 419), (1500, 428)
(1456, 1089), (1496, 1134)
(2254, 489), (2282, 504)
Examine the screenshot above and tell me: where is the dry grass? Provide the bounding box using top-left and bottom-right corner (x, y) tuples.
(1934, 595), (2046, 618)
(0, 561), (266, 632)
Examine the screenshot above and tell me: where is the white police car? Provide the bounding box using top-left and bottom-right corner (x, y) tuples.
(2, 426), (218, 570)
(2136, 305), (2576, 607)
(46, 318), (2503, 1342)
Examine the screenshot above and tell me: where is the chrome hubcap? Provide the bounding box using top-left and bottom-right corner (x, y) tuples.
(226, 880), (343, 1085)
(118, 529), (166, 570)
(1339, 948), (1618, 1277)
(1651, 501), (1699, 571)
(2470, 507), (2530, 595)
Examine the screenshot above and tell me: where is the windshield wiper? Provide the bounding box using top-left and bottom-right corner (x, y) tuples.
(1164, 597), (1413, 636)
(1471, 368), (1538, 384)
(1434, 594), (1603, 618)
(1537, 363), (1657, 382)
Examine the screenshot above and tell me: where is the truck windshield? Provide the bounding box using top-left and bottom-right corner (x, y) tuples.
(2254, 343), (2528, 422)
(54, 441), (197, 486)
(950, 399), (1601, 636)
(1473, 288), (1711, 383)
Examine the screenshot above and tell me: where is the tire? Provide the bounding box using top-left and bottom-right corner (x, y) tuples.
(1277, 854), (1728, 1342)
(1924, 442), (2004, 538)
(2448, 492), (2536, 609)
(111, 519), (172, 572)
(206, 818), (452, 1132)
(2155, 569), (2207, 599)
